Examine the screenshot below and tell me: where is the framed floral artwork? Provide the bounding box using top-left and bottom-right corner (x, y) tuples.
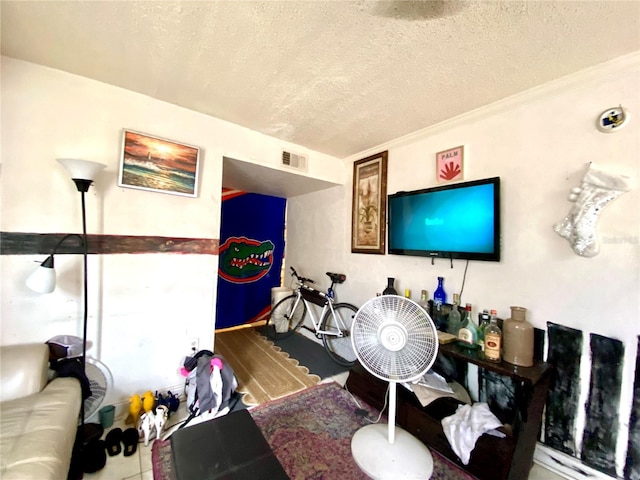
(436, 145), (464, 183)
(351, 151), (388, 254)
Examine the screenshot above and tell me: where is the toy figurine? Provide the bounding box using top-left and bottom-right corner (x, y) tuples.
(142, 390), (155, 413)
(137, 411), (154, 446)
(126, 394), (142, 425)
(154, 405), (169, 439)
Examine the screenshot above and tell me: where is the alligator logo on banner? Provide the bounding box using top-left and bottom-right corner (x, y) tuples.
(218, 236), (274, 283)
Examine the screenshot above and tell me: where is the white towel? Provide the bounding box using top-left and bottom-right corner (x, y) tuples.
(441, 403), (503, 465)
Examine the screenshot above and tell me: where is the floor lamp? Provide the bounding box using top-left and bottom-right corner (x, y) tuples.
(26, 158), (107, 441)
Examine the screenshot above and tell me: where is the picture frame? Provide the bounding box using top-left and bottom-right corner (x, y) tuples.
(436, 145), (464, 183)
(351, 151), (388, 254)
(118, 129), (201, 197)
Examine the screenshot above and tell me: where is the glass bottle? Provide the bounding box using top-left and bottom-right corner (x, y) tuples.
(447, 293), (462, 336)
(417, 290), (431, 319)
(404, 289), (411, 299)
(457, 303), (478, 348)
(463, 303), (473, 325)
(382, 277), (398, 295)
(433, 277), (447, 308)
(418, 290), (429, 309)
(484, 309), (502, 362)
(503, 306), (534, 367)
(477, 309), (491, 352)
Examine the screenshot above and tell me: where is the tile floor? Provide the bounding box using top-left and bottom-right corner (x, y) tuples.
(83, 412), (165, 480)
(84, 371), (566, 480)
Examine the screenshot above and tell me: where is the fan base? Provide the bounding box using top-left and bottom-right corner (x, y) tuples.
(351, 424), (433, 479)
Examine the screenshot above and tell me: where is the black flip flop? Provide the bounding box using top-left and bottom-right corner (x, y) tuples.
(122, 427), (139, 456)
(105, 427), (123, 456)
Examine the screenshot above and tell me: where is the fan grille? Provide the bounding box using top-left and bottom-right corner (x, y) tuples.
(84, 357), (113, 420)
(352, 295), (438, 382)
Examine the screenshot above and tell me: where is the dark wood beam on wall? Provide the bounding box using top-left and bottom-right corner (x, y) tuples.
(0, 232), (219, 255)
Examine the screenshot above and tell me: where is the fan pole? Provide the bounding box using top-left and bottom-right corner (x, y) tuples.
(389, 382), (396, 444)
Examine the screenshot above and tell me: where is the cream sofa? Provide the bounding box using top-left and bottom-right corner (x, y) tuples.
(0, 343), (81, 480)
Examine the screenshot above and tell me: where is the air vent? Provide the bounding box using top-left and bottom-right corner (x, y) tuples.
(282, 150), (308, 171)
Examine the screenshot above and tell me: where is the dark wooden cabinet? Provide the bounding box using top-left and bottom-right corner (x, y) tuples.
(346, 343), (553, 480)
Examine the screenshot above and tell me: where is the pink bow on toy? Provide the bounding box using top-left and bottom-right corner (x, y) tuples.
(180, 357), (223, 377)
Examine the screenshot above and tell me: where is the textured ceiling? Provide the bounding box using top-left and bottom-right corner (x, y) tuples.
(2, 1), (639, 160)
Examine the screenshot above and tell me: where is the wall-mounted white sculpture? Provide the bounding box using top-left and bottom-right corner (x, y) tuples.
(554, 163), (630, 257)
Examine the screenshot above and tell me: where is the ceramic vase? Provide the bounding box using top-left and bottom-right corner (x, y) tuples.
(502, 306), (534, 367)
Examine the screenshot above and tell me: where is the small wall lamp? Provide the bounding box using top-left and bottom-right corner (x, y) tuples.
(25, 233), (84, 293)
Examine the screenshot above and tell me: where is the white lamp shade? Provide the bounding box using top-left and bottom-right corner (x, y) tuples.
(26, 263), (56, 294)
(57, 158), (107, 181)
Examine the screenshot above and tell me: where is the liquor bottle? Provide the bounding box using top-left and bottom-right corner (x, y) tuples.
(484, 309), (502, 362)
(382, 277), (398, 295)
(457, 303), (478, 348)
(433, 277), (447, 309)
(418, 290), (429, 309)
(477, 309), (491, 351)
(447, 293), (463, 336)
(463, 303), (473, 325)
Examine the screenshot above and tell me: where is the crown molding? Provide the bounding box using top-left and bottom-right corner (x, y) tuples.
(346, 52), (640, 163)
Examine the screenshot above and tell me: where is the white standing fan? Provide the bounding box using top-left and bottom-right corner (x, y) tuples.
(84, 357), (113, 422)
(351, 295), (439, 480)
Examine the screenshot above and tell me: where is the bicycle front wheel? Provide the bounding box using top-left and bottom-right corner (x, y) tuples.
(321, 303), (358, 366)
(266, 294), (307, 340)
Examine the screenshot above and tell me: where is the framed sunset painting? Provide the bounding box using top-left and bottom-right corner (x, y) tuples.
(118, 130), (201, 197)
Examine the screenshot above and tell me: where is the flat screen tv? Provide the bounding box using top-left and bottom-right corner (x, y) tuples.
(387, 177), (501, 262)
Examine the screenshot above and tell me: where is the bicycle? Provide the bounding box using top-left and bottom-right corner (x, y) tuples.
(265, 267), (358, 367)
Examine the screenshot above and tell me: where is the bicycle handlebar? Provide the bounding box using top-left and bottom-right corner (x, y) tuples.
(290, 266), (314, 284)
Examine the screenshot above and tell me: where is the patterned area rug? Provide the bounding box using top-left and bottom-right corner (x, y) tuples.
(214, 327), (320, 406)
(152, 382), (476, 480)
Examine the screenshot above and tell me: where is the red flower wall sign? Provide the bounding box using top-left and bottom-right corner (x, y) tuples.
(436, 145), (464, 183)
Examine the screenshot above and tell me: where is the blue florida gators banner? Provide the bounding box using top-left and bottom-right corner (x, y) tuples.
(215, 188), (286, 329)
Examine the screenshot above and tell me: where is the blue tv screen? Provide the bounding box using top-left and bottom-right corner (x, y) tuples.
(388, 177), (501, 261)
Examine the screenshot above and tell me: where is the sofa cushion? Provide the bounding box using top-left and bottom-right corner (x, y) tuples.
(0, 344), (49, 402)
(0, 377), (81, 480)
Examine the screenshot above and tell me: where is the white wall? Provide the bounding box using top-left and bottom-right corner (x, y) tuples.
(0, 56), (344, 413)
(286, 55), (639, 478)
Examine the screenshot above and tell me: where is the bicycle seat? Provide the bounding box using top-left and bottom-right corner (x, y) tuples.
(326, 272), (346, 284)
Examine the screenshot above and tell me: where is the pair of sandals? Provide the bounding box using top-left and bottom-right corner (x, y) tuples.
(104, 427), (139, 457)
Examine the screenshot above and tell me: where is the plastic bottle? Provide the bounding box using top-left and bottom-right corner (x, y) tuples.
(404, 289), (411, 299)
(447, 293), (463, 336)
(433, 277), (447, 309)
(484, 309), (502, 362)
(457, 303), (478, 348)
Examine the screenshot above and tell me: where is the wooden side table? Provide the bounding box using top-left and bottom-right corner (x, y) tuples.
(346, 347), (553, 480)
